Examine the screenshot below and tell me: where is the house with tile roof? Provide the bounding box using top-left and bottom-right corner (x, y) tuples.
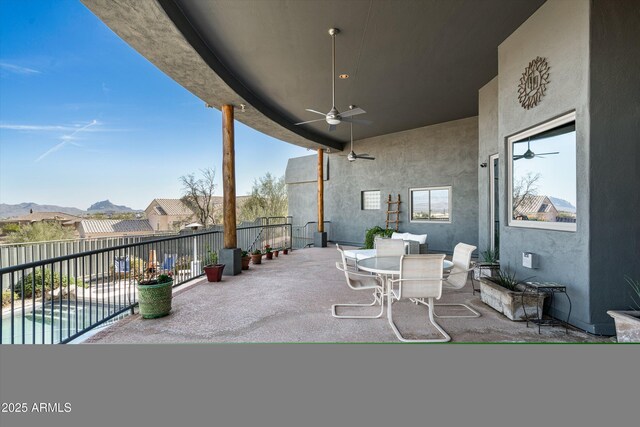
(0, 211), (83, 226)
(145, 199), (198, 232)
(145, 197), (251, 232)
(513, 195), (559, 222)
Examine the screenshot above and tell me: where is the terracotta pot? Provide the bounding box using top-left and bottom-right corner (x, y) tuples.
(203, 264), (225, 282)
(274, 250), (279, 257)
(241, 256), (251, 270)
(265, 252), (273, 260)
(251, 254), (262, 265)
(283, 249), (289, 255)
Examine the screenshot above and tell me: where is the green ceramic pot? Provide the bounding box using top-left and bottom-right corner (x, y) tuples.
(137, 279), (173, 319)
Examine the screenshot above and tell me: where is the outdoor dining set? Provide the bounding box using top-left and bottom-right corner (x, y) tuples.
(332, 237), (479, 342)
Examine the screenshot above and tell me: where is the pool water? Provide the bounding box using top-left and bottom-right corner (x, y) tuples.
(1, 303), (129, 344)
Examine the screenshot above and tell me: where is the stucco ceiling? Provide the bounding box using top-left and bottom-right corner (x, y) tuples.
(83, 0), (545, 149)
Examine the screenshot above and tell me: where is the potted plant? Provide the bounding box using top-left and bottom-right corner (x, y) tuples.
(274, 248), (280, 257)
(241, 250), (251, 270)
(137, 273), (173, 319)
(202, 250), (225, 282)
(282, 248), (289, 255)
(264, 245), (273, 260)
(479, 268), (545, 321)
(607, 276), (640, 343)
(250, 249), (262, 265)
(474, 248), (500, 280)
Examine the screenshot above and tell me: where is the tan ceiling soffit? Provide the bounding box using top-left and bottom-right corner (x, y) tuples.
(81, 0), (340, 151)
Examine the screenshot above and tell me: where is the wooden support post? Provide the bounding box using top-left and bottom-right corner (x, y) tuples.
(222, 104), (237, 249)
(317, 148), (324, 233)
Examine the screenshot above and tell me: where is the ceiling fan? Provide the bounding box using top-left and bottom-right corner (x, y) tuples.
(343, 122), (374, 162)
(513, 138), (559, 161)
(294, 28), (369, 131)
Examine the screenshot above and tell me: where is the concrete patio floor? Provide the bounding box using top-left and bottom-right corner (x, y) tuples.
(85, 246), (610, 343)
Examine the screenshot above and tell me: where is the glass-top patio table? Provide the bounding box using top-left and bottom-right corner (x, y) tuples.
(357, 256), (453, 275)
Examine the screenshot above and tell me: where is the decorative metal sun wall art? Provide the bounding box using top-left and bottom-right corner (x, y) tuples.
(518, 57), (550, 110)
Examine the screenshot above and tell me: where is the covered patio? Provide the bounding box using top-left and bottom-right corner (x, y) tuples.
(86, 247), (607, 343)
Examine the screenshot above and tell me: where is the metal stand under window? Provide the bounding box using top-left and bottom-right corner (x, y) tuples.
(521, 281), (572, 334)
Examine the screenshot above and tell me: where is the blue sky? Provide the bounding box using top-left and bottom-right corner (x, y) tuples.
(0, 0), (308, 210)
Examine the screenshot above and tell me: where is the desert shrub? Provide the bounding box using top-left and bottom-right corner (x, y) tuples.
(1, 223), (20, 234)
(15, 268), (85, 299)
(4, 222), (75, 243)
(2, 290), (18, 306)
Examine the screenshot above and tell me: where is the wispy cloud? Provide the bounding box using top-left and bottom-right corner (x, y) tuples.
(1, 122), (129, 133)
(0, 62), (41, 75)
(35, 120), (98, 162)
(1, 124), (78, 132)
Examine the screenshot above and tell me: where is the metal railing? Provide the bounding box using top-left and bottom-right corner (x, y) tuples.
(0, 233), (177, 271)
(0, 222), (292, 344)
(292, 221), (332, 249)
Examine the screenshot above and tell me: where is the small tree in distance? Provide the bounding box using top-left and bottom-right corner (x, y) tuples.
(180, 167), (218, 227)
(239, 173), (287, 222)
(512, 172), (541, 215)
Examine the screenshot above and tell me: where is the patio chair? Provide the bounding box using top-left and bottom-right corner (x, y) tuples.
(374, 236), (406, 256)
(387, 254), (451, 342)
(114, 255), (130, 274)
(415, 242), (480, 318)
(332, 244), (385, 319)
(163, 254), (177, 271)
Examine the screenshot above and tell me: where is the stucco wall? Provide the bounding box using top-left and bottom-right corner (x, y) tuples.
(478, 77), (499, 254)
(588, 0), (640, 333)
(497, 0), (592, 331)
(287, 117), (479, 253)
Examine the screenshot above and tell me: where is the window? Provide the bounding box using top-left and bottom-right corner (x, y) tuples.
(361, 190), (380, 210)
(508, 111), (577, 231)
(410, 187), (451, 222)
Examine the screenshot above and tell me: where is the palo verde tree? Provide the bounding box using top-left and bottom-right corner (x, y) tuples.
(180, 167), (218, 227)
(239, 173), (288, 221)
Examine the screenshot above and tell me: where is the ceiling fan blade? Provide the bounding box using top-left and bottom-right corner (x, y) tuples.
(340, 107), (366, 118)
(513, 155), (525, 160)
(357, 153), (371, 157)
(295, 118), (326, 125)
(536, 152), (560, 156)
(341, 117), (372, 125)
(356, 155), (375, 160)
(305, 108), (327, 116)
(328, 124), (337, 132)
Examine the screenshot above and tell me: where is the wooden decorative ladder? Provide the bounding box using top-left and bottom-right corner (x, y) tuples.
(385, 194), (401, 231)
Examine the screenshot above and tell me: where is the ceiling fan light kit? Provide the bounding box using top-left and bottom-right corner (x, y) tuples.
(345, 122), (375, 162)
(294, 27), (369, 132)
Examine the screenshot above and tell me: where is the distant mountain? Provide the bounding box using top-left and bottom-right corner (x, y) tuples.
(0, 202), (85, 219)
(87, 200), (139, 213)
(549, 197), (576, 213)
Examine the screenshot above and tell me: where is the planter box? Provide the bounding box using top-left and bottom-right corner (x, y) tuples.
(480, 278), (546, 321)
(607, 310), (640, 343)
(473, 263), (499, 280)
